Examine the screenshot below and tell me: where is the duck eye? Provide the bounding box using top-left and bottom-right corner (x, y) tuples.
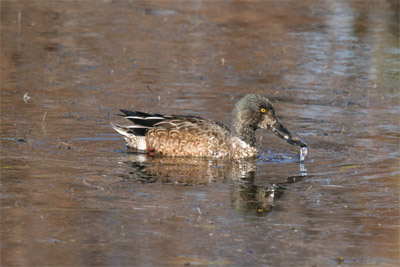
(260, 108), (266, 113)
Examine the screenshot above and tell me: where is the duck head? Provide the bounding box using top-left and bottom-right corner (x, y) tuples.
(232, 94), (307, 148)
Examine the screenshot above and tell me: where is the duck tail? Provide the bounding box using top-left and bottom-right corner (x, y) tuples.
(110, 122), (149, 137)
(111, 122), (148, 150)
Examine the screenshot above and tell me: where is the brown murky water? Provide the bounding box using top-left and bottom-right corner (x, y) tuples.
(1, 1), (399, 266)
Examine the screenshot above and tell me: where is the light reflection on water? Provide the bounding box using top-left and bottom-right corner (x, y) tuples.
(1, 0), (399, 266)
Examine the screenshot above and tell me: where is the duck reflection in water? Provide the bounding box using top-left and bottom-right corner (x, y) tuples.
(231, 170), (305, 217)
(119, 153), (306, 217)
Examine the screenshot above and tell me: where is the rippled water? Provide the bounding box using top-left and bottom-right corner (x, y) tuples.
(1, 1), (399, 266)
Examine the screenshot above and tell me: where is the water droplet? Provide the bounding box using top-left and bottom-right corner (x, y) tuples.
(300, 147), (307, 162)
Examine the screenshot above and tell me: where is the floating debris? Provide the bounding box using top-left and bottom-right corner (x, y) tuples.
(23, 92), (31, 104)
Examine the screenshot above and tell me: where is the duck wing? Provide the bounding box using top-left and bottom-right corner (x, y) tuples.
(114, 110), (232, 157)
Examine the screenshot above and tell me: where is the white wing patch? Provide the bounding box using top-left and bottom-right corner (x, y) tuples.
(125, 116), (165, 120)
(126, 125), (151, 129)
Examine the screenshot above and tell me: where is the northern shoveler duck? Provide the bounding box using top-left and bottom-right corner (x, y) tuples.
(112, 94), (307, 159)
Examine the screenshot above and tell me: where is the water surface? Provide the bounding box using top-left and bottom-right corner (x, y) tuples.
(1, 1), (399, 266)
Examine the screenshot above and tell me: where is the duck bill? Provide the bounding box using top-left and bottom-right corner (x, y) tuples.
(269, 118), (307, 148)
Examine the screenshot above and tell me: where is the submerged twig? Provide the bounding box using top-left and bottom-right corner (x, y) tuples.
(17, 12), (21, 34)
(42, 111), (47, 123)
(305, 185), (312, 199)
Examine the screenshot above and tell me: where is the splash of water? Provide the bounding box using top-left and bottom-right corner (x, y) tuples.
(300, 164), (307, 176)
(299, 147), (307, 162)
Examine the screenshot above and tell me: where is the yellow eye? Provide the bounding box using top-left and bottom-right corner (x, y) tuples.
(260, 108), (266, 113)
